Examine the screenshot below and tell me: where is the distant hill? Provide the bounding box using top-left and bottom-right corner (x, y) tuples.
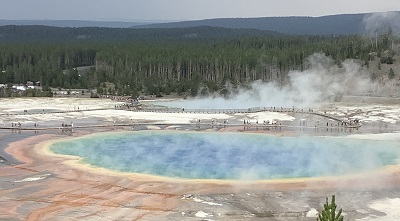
(136, 12), (400, 35)
(0, 25), (281, 42)
(2, 11), (398, 35)
(0, 19), (158, 28)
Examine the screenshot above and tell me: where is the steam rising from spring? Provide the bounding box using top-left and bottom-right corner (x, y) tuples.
(363, 11), (400, 34)
(161, 53), (375, 109)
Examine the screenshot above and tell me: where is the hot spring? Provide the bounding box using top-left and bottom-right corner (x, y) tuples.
(50, 131), (400, 180)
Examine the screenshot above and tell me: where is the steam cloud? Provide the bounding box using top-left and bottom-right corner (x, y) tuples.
(363, 11), (400, 34)
(160, 53), (376, 109)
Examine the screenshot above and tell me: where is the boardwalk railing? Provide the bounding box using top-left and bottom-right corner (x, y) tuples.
(0, 108), (113, 116)
(133, 106), (357, 126)
(0, 105), (357, 128)
(133, 106), (302, 114)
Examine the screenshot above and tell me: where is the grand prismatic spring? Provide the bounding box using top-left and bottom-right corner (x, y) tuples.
(50, 131), (400, 181)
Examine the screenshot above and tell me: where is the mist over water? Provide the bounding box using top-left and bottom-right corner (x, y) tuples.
(50, 131), (400, 180)
(156, 53), (375, 109)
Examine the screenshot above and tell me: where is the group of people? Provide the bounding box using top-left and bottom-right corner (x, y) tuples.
(9, 122), (41, 131)
(307, 119), (361, 128)
(242, 119), (281, 126)
(269, 106), (314, 113)
(113, 102), (144, 111)
(11, 122), (21, 128)
(61, 122), (74, 128)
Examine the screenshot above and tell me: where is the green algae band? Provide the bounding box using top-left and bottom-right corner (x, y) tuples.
(50, 131), (400, 180)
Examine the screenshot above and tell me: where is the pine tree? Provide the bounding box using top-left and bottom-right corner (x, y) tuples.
(388, 68), (395, 79)
(317, 195), (344, 221)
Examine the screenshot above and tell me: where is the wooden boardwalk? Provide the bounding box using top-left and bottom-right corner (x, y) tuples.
(0, 108), (112, 116)
(0, 106), (361, 131)
(132, 106), (347, 123)
(0, 121), (360, 132)
(0, 106), (342, 121)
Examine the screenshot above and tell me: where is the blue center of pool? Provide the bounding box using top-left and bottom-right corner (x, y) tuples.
(50, 131), (400, 180)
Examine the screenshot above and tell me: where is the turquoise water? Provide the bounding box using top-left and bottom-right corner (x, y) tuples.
(50, 131), (400, 180)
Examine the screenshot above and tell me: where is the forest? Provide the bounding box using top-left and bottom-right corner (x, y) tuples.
(0, 25), (397, 98)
